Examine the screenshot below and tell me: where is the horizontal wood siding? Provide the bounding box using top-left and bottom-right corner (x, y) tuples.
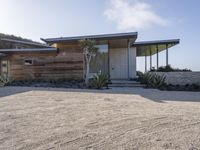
(9, 43), (83, 80)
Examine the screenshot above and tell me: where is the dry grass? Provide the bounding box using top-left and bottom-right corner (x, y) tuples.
(0, 86), (200, 150)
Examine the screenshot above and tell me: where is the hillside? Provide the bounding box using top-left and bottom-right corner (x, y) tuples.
(0, 33), (41, 49)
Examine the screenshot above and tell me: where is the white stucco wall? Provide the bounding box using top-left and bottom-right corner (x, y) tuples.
(128, 47), (137, 79)
(150, 72), (200, 85)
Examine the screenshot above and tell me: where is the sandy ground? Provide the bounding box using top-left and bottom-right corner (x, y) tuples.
(0, 87), (200, 150)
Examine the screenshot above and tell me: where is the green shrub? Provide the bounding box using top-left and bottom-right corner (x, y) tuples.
(139, 73), (166, 88)
(90, 73), (108, 89)
(139, 72), (150, 84)
(0, 76), (9, 86)
(136, 71), (144, 81)
(150, 67), (156, 72)
(160, 84), (200, 91)
(153, 65), (192, 72)
(157, 65), (173, 72)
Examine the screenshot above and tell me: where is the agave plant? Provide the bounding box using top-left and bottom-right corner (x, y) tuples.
(139, 72), (166, 88)
(90, 73), (108, 89)
(150, 74), (166, 88)
(0, 76), (9, 87)
(136, 71), (144, 81)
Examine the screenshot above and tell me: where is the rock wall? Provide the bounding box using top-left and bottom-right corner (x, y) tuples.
(150, 72), (200, 85)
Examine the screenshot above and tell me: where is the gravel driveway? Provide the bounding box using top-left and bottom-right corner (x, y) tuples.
(0, 86), (200, 150)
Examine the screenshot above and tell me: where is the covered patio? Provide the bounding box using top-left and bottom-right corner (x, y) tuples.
(134, 39), (180, 72)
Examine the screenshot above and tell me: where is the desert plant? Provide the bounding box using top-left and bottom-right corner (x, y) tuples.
(150, 67), (156, 72)
(136, 71), (144, 82)
(157, 65), (173, 72)
(159, 84), (200, 91)
(90, 73), (108, 89)
(153, 65), (192, 72)
(80, 39), (99, 85)
(0, 76), (9, 86)
(139, 73), (166, 88)
(136, 71), (143, 77)
(139, 72), (151, 84)
(151, 74), (166, 88)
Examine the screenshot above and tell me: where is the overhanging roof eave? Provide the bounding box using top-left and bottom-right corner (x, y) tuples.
(0, 38), (52, 48)
(42, 32), (138, 44)
(0, 48), (57, 53)
(133, 39), (180, 47)
(134, 39), (180, 57)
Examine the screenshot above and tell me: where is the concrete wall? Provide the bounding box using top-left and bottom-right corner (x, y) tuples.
(150, 72), (200, 85)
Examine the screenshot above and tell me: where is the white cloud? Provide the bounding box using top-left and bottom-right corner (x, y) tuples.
(104, 0), (168, 31)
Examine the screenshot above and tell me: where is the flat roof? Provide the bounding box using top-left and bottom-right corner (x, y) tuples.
(133, 39), (180, 57)
(134, 39), (180, 46)
(42, 32), (138, 44)
(0, 38), (52, 48)
(0, 48), (57, 53)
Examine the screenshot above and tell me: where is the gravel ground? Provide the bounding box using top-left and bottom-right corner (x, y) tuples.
(0, 86), (200, 150)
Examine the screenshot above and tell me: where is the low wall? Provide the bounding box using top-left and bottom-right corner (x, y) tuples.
(150, 72), (200, 85)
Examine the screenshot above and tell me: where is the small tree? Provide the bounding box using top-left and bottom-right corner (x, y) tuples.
(80, 39), (98, 85)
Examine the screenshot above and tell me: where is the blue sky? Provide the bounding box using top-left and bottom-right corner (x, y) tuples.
(0, 0), (199, 71)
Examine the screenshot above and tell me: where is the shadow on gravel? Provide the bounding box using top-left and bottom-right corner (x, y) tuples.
(35, 87), (200, 103)
(1, 86), (200, 103)
(0, 86), (32, 98)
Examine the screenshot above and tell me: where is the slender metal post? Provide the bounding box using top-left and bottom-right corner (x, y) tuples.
(145, 50), (147, 72)
(127, 40), (130, 79)
(166, 44), (169, 66)
(150, 47), (152, 70)
(157, 45), (159, 69)
(108, 41), (110, 80)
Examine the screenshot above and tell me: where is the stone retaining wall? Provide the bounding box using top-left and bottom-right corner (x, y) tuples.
(150, 72), (200, 85)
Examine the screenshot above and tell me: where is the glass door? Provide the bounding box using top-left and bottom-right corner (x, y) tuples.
(89, 44), (109, 77)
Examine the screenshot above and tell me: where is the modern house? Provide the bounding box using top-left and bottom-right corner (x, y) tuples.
(0, 32), (179, 81)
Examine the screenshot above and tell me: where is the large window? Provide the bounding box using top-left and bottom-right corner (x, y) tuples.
(90, 44), (108, 75)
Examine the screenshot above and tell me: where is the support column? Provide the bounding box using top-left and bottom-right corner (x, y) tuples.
(127, 40), (130, 79)
(145, 50), (147, 72)
(156, 45), (159, 69)
(166, 44), (169, 66)
(150, 47), (152, 71)
(108, 41), (110, 80)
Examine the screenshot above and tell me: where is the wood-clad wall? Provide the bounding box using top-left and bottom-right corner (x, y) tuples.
(8, 43), (84, 81)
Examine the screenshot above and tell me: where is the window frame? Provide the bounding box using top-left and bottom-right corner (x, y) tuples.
(24, 59), (33, 66)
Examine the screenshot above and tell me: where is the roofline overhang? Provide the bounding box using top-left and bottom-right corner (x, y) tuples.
(41, 32), (138, 44)
(133, 39), (180, 46)
(0, 38), (52, 48)
(0, 48), (57, 53)
(134, 39), (180, 57)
